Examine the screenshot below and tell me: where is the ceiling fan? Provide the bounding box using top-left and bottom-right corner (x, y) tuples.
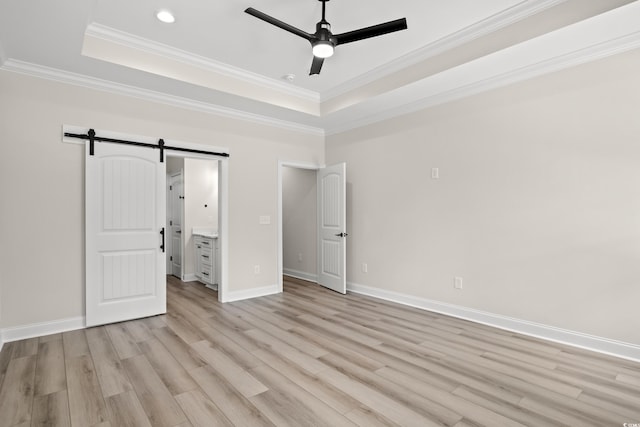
(245, 0), (408, 75)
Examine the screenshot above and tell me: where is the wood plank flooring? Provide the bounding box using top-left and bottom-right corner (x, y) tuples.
(1, 276), (639, 426)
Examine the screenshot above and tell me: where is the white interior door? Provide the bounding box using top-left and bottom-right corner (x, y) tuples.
(169, 172), (183, 278)
(86, 141), (166, 327)
(317, 163), (347, 294)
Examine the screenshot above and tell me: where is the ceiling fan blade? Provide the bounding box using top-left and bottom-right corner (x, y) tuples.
(309, 56), (325, 75)
(245, 8), (313, 41)
(335, 18), (407, 45)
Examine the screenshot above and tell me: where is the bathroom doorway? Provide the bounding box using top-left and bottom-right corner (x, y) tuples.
(167, 156), (222, 294)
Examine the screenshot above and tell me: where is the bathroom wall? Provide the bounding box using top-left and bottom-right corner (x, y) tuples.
(167, 156), (184, 175)
(184, 158), (219, 277)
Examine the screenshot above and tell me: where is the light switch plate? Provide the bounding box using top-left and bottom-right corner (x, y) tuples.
(259, 215), (271, 225)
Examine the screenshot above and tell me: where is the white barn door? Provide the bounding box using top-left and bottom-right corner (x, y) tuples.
(86, 142), (166, 327)
(317, 163), (347, 294)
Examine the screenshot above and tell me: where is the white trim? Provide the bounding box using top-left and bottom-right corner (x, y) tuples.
(223, 284), (279, 303)
(85, 23), (320, 104)
(321, 0), (567, 101)
(84, 2), (566, 105)
(182, 273), (199, 283)
(1, 317), (85, 343)
(5, 1), (637, 138)
(283, 269), (318, 284)
(3, 60), (323, 137)
(347, 282), (640, 363)
(217, 159), (229, 303)
(324, 13), (640, 135)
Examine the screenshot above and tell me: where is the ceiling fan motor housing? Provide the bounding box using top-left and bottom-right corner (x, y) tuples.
(315, 21), (336, 45)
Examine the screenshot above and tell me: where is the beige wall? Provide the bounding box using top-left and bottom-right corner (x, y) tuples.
(326, 49), (640, 345)
(282, 166), (317, 279)
(184, 158), (218, 277)
(2, 47), (639, 350)
(0, 70), (323, 328)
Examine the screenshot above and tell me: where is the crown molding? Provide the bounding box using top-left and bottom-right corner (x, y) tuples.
(320, 0), (568, 102)
(2, 1), (637, 139)
(0, 59), (324, 136)
(85, 23), (320, 104)
(324, 4), (640, 136)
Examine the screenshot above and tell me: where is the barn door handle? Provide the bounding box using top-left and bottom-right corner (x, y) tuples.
(160, 228), (165, 252)
(335, 232), (349, 237)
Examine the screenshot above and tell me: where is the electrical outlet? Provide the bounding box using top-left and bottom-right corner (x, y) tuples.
(298, 253), (303, 262)
(362, 263), (368, 273)
(254, 265), (260, 275)
(454, 276), (463, 290)
(431, 167), (440, 179)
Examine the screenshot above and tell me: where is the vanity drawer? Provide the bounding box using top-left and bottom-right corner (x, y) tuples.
(200, 264), (213, 283)
(194, 236), (213, 247)
(200, 250), (213, 266)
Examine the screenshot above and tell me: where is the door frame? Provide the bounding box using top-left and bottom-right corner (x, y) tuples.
(277, 160), (322, 293)
(64, 125), (229, 304)
(163, 150), (229, 303)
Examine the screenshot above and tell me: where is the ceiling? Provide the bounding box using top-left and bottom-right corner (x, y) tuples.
(1, 0), (639, 135)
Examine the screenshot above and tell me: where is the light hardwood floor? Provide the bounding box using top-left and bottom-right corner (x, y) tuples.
(1, 276), (639, 426)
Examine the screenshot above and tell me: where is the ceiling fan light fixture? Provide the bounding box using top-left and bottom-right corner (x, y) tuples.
(312, 41), (334, 58)
(156, 9), (175, 24)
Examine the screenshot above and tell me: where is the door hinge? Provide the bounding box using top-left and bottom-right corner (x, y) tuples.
(170, 256), (173, 261)
(170, 220), (173, 226)
(170, 185), (173, 190)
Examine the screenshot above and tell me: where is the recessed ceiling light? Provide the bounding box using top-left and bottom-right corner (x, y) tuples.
(156, 9), (175, 24)
(282, 74), (296, 83)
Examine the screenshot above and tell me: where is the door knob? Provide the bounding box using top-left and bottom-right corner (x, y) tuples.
(334, 232), (349, 237)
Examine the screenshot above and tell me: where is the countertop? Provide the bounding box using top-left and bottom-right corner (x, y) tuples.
(192, 228), (218, 238)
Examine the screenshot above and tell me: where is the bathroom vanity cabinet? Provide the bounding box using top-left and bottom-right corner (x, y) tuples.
(194, 234), (218, 290)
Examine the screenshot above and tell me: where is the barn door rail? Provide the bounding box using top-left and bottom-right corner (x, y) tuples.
(64, 128), (230, 162)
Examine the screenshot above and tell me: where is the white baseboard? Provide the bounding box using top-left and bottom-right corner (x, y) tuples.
(283, 269), (318, 283)
(182, 273), (199, 282)
(222, 284), (279, 303)
(347, 282), (640, 363)
(1, 316), (85, 345)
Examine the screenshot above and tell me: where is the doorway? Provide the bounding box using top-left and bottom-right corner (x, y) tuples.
(281, 165), (318, 286)
(167, 155), (225, 297)
(278, 161), (347, 294)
